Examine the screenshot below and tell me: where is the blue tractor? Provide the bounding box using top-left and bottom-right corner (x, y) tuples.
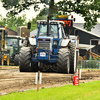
(19, 15), (78, 73)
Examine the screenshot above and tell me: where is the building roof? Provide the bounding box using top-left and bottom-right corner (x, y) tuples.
(0, 25), (17, 35)
(73, 23), (100, 38)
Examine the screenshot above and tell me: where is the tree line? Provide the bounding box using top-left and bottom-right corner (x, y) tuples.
(1, 0), (100, 31)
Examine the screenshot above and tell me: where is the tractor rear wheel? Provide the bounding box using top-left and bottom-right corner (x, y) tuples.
(69, 42), (76, 74)
(14, 54), (19, 66)
(19, 47), (31, 72)
(57, 48), (70, 73)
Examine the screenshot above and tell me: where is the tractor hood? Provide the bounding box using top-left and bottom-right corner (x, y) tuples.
(37, 36), (53, 50)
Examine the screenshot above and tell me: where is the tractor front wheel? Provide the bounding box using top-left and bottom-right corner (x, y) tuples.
(19, 47), (32, 72)
(57, 48), (70, 73)
(69, 42), (76, 74)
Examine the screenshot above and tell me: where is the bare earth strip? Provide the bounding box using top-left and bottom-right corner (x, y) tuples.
(0, 66), (100, 95)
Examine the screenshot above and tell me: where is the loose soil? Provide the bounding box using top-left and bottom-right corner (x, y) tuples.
(0, 66), (100, 95)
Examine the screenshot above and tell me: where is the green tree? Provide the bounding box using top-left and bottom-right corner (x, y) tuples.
(29, 14), (47, 32)
(0, 14), (5, 25)
(28, 18), (37, 32)
(56, 0), (100, 31)
(1, 0), (55, 14)
(0, 13), (27, 31)
(1, 0), (100, 31)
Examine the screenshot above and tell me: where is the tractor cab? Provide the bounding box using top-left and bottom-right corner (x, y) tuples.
(7, 35), (22, 55)
(36, 20), (66, 56)
(38, 23), (58, 38)
(6, 35), (23, 65)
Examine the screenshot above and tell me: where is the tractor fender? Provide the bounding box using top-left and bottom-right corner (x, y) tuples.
(61, 39), (71, 47)
(29, 37), (36, 45)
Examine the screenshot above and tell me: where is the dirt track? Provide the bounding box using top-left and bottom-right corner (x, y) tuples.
(0, 66), (100, 95)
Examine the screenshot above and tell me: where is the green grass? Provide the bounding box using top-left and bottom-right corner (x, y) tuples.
(0, 65), (19, 67)
(0, 81), (100, 100)
(80, 69), (100, 70)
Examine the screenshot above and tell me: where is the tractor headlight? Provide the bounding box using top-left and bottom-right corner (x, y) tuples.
(53, 40), (58, 49)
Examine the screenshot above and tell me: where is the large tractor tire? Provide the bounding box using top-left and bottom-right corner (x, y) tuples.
(57, 48), (70, 73)
(69, 42), (76, 74)
(14, 54), (19, 66)
(19, 47), (32, 72)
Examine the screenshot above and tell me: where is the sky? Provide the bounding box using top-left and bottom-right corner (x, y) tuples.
(0, 1), (84, 23)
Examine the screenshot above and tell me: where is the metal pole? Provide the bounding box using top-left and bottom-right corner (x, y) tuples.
(47, 16), (49, 36)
